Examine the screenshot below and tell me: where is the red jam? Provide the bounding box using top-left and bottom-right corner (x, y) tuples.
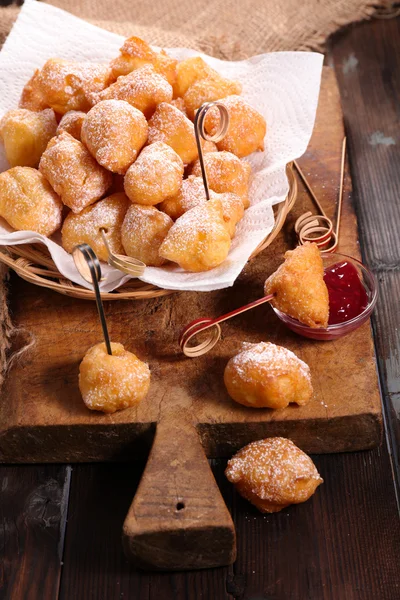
(324, 261), (369, 325)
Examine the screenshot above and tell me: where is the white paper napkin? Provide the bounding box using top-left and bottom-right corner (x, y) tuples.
(0, 0), (323, 292)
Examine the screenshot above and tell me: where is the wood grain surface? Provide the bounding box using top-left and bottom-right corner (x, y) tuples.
(0, 68), (382, 464)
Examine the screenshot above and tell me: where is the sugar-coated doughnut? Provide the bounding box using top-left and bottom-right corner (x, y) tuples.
(264, 242), (329, 328)
(39, 132), (112, 213)
(95, 65), (173, 119)
(217, 191), (245, 237)
(204, 95), (266, 158)
(224, 341), (313, 409)
(184, 75), (242, 120)
(124, 142), (184, 206)
(121, 204), (173, 266)
(79, 342), (150, 414)
(191, 151), (251, 208)
(57, 111), (86, 141)
(0, 167), (62, 235)
(61, 193), (130, 262)
(110, 36), (177, 86)
(148, 102), (199, 165)
(159, 198), (231, 271)
(20, 59), (112, 115)
(81, 100), (148, 174)
(169, 97), (187, 114)
(225, 437), (323, 513)
(0, 108), (57, 168)
(159, 175), (207, 220)
(173, 56), (219, 98)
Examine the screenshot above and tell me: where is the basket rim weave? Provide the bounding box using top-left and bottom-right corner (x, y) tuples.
(0, 164), (297, 301)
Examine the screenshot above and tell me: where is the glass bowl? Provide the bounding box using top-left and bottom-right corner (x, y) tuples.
(272, 253), (378, 341)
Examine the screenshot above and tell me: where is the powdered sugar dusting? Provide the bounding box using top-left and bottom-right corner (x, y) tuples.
(225, 437), (322, 504)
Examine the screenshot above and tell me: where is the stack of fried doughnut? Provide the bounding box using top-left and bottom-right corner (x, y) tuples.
(0, 37), (267, 273)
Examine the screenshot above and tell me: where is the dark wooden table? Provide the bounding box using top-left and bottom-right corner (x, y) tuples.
(1, 14), (400, 600)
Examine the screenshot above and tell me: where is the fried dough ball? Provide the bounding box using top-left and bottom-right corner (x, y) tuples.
(191, 151), (251, 208)
(159, 175), (207, 220)
(39, 132), (112, 213)
(159, 198), (231, 272)
(148, 102), (199, 165)
(81, 100), (148, 174)
(124, 142), (184, 206)
(264, 242), (329, 328)
(20, 59), (112, 115)
(57, 111), (86, 140)
(169, 97), (187, 114)
(95, 65), (173, 119)
(217, 191), (245, 237)
(110, 36), (177, 86)
(79, 342), (150, 414)
(121, 204), (173, 267)
(0, 108), (57, 168)
(224, 342), (313, 409)
(0, 167), (62, 235)
(225, 438), (323, 513)
(204, 95), (266, 158)
(173, 56), (218, 98)
(61, 193), (130, 262)
(19, 69), (49, 111)
(184, 75), (242, 120)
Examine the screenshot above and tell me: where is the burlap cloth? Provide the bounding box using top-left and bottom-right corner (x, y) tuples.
(0, 0), (393, 381)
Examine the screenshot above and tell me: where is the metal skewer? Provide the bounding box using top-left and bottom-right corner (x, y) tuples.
(194, 101), (230, 199)
(100, 228), (146, 277)
(179, 294), (275, 357)
(72, 243), (112, 356)
(294, 136), (346, 252)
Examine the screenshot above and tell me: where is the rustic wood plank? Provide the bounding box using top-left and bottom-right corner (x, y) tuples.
(330, 17), (400, 269)
(0, 68), (382, 465)
(60, 462), (232, 600)
(225, 445), (400, 600)
(0, 464), (70, 600)
(370, 270), (400, 493)
(331, 16), (400, 492)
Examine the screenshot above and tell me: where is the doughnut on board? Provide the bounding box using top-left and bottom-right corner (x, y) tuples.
(0, 68), (382, 570)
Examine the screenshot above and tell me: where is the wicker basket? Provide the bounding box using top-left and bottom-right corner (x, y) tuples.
(0, 164), (297, 301)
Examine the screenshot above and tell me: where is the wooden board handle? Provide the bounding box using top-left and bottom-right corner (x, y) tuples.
(122, 416), (236, 570)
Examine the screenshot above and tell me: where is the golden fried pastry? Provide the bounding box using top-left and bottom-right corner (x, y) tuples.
(0, 167), (62, 235)
(224, 341), (312, 409)
(19, 69), (49, 111)
(169, 97), (187, 114)
(57, 111), (86, 140)
(159, 175), (207, 220)
(61, 193), (130, 261)
(264, 242), (329, 328)
(79, 342), (150, 414)
(81, 100), (148, 174)
(159, 198), (231, 271)
(39, 132), (112, 213)
(217, 191), (245, 237)
(184, 75), (242, 120)
(148, 102), (200, 165)
(0, 108), (57, 168)
(191, 151), (251, 208)
(20, 59), (112, 115)
(124, 142), (184, 206)
(204, 95), (266, 158)
(95, 65), (173, 119)
(225, 437), (323, 513)
(110, 36), (177, 86)
(121, 204), (173, 267)
(173, 56), (218, 98)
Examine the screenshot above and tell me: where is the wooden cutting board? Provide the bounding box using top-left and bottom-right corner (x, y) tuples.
(0, 68), (381, 570)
